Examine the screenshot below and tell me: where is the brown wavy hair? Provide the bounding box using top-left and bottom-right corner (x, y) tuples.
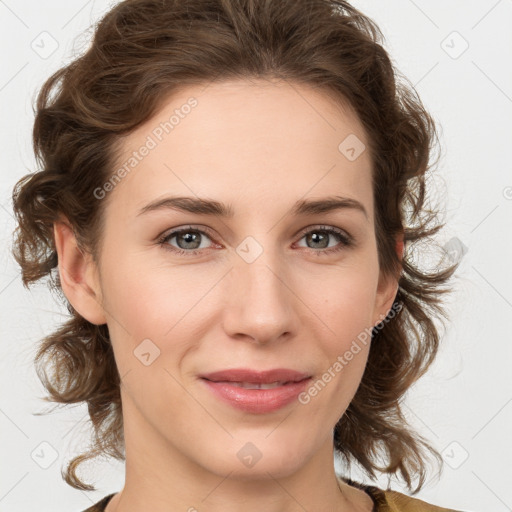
(11, 0), (460, 494)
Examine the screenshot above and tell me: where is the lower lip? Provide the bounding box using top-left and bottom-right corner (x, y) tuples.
(201, 378), (311, 413)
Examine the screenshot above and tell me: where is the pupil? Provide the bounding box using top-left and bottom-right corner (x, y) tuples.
(309, 231), (327, 248)
(180, 232), (200, 249)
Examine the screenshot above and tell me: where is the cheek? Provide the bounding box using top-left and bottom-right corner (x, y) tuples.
(311, 267), (378, 338)
(102, 259), (193, 354)
(101, 251), (202, 329)
(302, 270), (376, 395)
(99, 252), (221, 373)
(297, 286), (373, 425)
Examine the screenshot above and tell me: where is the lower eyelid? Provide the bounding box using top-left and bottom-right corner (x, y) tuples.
(295, 229), (352, 248)
(160, 226), (353, 253)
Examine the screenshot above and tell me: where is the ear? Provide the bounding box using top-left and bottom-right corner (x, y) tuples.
(372, 231), (404, 326)
(53, 216), (107, 325)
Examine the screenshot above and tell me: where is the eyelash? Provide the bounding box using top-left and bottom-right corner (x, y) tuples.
(157, 224), (354, 257)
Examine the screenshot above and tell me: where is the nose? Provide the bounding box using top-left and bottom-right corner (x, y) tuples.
(221, 244), (299, 346)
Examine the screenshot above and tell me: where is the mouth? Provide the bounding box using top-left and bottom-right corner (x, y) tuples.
(216, 381), (297, 389)
(199, 368), (312, 413)
(200, 368), (311, 384)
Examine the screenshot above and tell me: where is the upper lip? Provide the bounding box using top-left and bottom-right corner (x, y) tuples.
(200, 368), (311, 384)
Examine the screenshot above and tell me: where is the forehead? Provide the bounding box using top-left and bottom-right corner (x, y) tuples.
(106, 79), (373, 218)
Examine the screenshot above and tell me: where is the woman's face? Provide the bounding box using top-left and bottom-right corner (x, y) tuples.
(61, 79), (398, 481)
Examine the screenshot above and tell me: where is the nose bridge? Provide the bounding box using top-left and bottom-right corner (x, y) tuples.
(222, 235), (296, 344)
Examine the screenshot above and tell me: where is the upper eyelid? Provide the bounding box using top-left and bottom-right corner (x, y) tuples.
(161, 224), (352, 246)
(161, 224), (216, 242)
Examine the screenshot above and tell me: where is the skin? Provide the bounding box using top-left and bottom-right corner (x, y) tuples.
(54, 79), (402, 512)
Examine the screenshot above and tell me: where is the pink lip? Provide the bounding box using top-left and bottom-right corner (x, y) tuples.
(199, 368), (311, 413)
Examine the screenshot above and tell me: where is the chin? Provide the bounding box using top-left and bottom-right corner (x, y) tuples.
(196, 436), (311, 481)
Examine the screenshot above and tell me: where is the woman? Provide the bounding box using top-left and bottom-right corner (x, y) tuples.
(11, 0), (464, 510)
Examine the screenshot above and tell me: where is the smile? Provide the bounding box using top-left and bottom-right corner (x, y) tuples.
(226, 381), (289, 389)
(199, 368), (312, 413)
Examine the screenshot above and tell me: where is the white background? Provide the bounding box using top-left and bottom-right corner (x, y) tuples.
(1, 1), (511, 511)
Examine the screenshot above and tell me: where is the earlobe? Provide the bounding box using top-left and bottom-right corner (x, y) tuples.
(53, 218), (107, 325)
(396, 232), (404, 262)
(374, 274), (399, 327)
(373, 232), (404, 326)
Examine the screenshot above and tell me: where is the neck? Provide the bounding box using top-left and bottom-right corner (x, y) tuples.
(105, 393), (373, 512)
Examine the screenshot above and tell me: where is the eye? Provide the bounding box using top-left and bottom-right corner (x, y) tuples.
(157, 224), (354, 257)
(158, 225), (216, 256)
(295, 225), (354, 255)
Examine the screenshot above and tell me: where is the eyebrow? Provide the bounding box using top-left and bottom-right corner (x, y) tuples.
(137, 195), (368, 221)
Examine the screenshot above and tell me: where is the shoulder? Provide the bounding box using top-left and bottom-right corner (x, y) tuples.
(80, 493), (116, 512)
(340, 477), (464, 512)
(366, 486), (464, 511)
(81, 486), (467, 512)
